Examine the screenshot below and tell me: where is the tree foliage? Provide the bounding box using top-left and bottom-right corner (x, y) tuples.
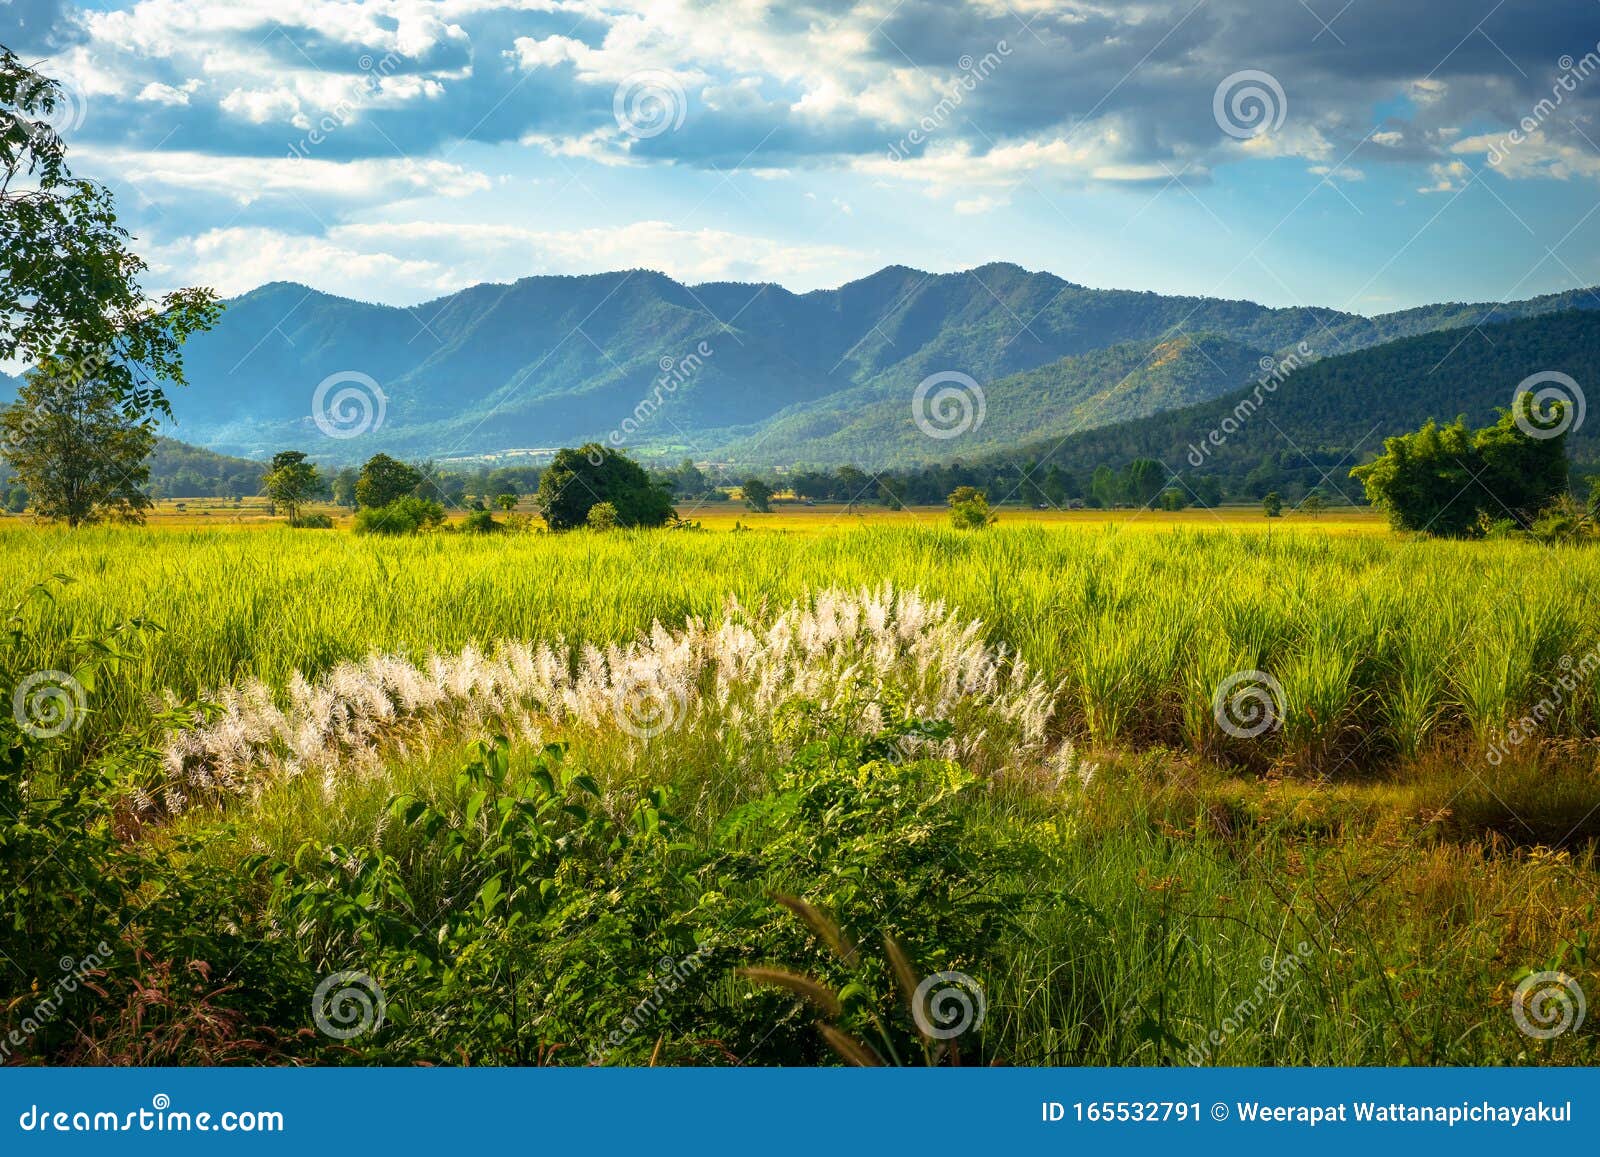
(355, 453), (422, 510)
(0, 361), (154, 525)
(1350, 396), (1568, 536)
(261, 450), (323, 523)
(1, 50), (219, 419)
(536, 445), (675, 531)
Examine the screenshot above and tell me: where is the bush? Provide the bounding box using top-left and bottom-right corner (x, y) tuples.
(460, 509), (502, 535)
(288, 512), (334, 529)
(587, 501), (619, 530)
(536, 445), (675, 531)
(948, 486), (995, 530)
(353, 497), (446, 536)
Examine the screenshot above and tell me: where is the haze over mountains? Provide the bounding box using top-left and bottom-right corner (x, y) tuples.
(6, 264), (1600, 472)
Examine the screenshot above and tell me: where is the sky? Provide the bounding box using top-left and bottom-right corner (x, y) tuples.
(4, 0), (1600, 314)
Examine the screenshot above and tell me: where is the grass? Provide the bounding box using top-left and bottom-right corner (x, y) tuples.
(2, 515), (1597, 1065)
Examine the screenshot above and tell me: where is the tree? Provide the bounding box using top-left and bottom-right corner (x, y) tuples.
(586, 501), (619, 530)
(0, 361), (154, 526)
(1261, 491), (1283, 518)
(1123, 458), (1164, 508)
(494, 493), (518, 513)
(536, 444), (675, 531)
(1298, 493), (1326, 518)
(261, 450), (323, 523)
(1158, 487), (1186, 511)
(2, 51), (220, 423)
(948, 486), (995, 530)
(741, 477), (774, 513)
(356, 453), (423, 509)
(1350, 397), (1568, 536)
(5, 485), (28, 513)
(331, 467), (360, 509)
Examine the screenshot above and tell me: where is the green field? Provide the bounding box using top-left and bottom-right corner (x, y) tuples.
(3, 519), (1597, 1065)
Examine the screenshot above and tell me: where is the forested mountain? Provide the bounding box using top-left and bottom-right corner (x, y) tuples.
(729, 334), (1271, 466)
(5, 269), (1598, 471)
(987, 309), (1600, 499)
(103, 264), (1592, 464)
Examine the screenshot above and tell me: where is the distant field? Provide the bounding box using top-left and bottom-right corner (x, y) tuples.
(33, 498), (1388, 535)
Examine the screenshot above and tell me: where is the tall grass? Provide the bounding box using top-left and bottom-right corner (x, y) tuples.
(7, 523), (1600, 774)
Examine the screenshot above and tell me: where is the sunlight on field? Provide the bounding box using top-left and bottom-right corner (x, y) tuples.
(79, 499), (1389, 535)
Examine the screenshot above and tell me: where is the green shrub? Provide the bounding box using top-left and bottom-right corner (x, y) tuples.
(353, 497), (446, 535)
(288, 512), (334, 529)
(460, 509), (501, 534)
(586, 501), (619, 530)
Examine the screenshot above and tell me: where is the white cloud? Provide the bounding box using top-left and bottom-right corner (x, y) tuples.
(79, 146), (491, 205)
(147, 219), (870, 302)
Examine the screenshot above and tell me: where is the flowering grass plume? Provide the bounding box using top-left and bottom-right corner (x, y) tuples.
(157, 585), (1055, 815)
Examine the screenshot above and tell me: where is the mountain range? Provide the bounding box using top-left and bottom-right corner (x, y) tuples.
(4, 264), (1599, 471)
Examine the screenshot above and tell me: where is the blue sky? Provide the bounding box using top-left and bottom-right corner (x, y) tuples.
(5, 0), (1600, 312)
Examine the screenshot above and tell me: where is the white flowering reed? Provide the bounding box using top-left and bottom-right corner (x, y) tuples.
(157, 584), (1056, 816)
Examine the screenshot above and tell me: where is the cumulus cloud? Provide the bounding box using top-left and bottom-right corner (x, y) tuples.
(145, 219), (868, 301)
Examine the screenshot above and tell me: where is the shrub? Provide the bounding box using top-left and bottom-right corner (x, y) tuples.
(587, 501), (619, 530)
(288, 512), (334, 529)
(353, 496), (446, 535)
(460, 509), (502, 534)
(948, 486), (995, 530)
(536, 445), (675, 530)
